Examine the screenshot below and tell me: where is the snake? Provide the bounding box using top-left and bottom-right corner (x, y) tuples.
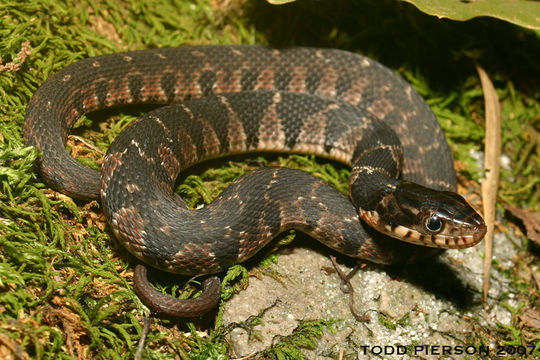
(24, 45), (486, 317)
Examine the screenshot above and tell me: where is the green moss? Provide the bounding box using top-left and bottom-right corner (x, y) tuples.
(259, 320), (337, 360)
(378, 314), (398, 330)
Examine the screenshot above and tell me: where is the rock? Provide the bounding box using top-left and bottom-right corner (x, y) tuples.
(220, 228), (519, 358)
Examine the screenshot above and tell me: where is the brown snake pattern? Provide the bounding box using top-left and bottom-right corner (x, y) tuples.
(24, 46), (486, 316)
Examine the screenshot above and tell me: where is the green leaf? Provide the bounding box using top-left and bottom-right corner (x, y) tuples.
(266, 0), (296, 4)
(401, 0), (540, 30)
(265, 0), (540, 30)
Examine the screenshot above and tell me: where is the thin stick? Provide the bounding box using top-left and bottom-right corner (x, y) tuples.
(476, 64), (501, 308)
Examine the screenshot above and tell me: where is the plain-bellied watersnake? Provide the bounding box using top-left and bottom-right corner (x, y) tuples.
(24, 45), (486, 317)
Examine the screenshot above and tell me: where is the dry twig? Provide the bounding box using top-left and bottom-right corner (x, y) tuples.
(475, 64), (501, 306)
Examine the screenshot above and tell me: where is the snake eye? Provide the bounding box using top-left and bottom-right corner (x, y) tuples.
(425, 215), (443, 233)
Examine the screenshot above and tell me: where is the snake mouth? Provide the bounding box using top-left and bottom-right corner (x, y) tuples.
(390, 225), (484, 249)
(430, 232), (484, 248)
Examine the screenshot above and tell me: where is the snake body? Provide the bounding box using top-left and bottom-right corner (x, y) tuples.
(24, 45), (486, 316)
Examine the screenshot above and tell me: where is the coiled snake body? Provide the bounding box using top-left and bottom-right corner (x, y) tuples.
(24, 45), (486, 316)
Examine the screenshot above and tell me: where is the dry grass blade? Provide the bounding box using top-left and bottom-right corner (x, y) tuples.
(475, 64), (501, 307)
(0, 332), (29, 360)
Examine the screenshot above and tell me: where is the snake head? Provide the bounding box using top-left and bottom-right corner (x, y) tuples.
(360, 182), (487, 249)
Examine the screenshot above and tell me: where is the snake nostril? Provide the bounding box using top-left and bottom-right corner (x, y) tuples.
(473, 221), (487, 243)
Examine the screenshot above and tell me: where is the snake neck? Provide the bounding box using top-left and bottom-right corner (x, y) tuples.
(348, 116), (403, 211)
